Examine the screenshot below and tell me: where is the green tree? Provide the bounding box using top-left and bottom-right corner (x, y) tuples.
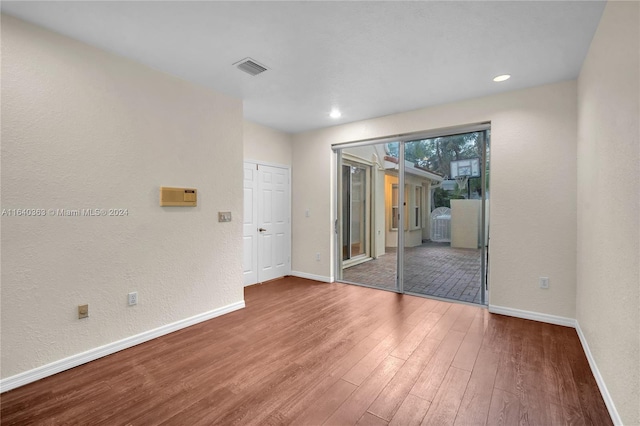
(390, 132), (482, 178)
(433, 187), (465, 209)
(387, 132), (489, 205)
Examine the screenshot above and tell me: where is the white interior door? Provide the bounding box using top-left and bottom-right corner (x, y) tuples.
(243, 162), (290, 286)
(257, 164), (290, 282)
(243, 164), (258, 286)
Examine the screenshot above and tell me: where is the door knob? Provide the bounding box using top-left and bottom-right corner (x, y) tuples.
(258, 228), (266, 232)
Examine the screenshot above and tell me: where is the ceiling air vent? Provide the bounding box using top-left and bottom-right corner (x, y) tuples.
(234, 58), (268, 76)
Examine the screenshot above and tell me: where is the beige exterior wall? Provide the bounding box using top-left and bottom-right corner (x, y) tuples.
(292, 80), (578, 317)
(450, 200), (482, 249)
(384, 174), (430, 248)
(1, 16), (244, 379)
(373, 165), (386, 258)
(422, 184), (432, 242)
(384, 174), (398, 248)
(576, 1), (640, 424)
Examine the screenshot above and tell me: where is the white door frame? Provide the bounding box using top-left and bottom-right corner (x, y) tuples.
(243, 160), (291, 286)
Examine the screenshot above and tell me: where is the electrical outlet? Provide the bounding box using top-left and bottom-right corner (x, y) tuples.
(128, 292), (138, 306)
(78, 304), (89, 319)
(539, 277), (549, 289)
(316, 253), (320, 261)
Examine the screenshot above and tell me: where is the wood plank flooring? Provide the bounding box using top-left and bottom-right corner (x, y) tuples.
(0, 277), (612, 425)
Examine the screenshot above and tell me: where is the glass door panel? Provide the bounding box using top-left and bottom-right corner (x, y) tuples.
(337, 143), (398, 291)
(402, 132), (488, 304)
(349, 164), (366, 258)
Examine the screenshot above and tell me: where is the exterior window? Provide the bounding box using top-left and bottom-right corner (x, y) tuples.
(391, 184), (410, 230)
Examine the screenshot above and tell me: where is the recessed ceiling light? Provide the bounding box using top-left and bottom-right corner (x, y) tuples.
(330, 109), (341, 119)
(493, 74), (511, 82)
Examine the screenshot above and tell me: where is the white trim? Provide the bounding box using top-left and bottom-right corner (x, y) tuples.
(342, 256), (373, 269)
(0, 300), (245, 393)
(290, 271), (333, 283)
(243, 159), (291, 170)
(488, 305), (620, 424)
(342, 152), (374, 166)
(575, 321), (622, 425)
(330, 121), (492, 151)
(0, 292), (621, 426)
(488, 305), (576, 327)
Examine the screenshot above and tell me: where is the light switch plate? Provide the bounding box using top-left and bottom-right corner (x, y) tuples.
(218, 211), (232, 222)
(78, 304), (89, 319)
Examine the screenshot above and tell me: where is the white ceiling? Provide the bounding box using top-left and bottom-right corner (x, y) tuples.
(2, 1), (606, 134)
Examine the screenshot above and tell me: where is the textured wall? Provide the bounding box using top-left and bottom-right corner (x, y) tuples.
(1, 16), (244, 379)
(577, 2), (640, 424)
(243, 120), (292, 166)
(292, 80), (578, 318)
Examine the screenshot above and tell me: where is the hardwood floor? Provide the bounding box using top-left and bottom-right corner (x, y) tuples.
(1, 277), (612, 425)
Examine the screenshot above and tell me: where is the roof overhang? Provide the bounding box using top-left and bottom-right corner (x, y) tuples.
(384, 156), (444, 182)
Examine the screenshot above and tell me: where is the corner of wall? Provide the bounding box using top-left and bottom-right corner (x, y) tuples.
(575, 1), (640, 424)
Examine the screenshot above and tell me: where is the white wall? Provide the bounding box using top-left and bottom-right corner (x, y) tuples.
(577, 2), (640, 424)
(0, 16), (244, 379)
(292, 80), (578, 318)
(243, 119), (292, 166)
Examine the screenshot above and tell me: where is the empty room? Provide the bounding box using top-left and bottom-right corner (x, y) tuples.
(1, 1), (638, 425)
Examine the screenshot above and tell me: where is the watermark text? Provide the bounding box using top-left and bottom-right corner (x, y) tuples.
(1, 208), (129, 217)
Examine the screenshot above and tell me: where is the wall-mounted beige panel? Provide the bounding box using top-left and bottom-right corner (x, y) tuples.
(160, 187), (197, 206)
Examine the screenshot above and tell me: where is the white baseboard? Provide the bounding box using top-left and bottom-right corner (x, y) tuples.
(290, 271), (333, 283)
(575, 322), (622, 425)
(488, 305), (576, 327)
(0, 300), (245, 393)
(488, 305), (620, 424)
(0, 297), (622, 426)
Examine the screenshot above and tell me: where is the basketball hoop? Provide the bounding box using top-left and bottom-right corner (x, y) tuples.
(455, 175), (469, 190)
(450, 158), (480, 192)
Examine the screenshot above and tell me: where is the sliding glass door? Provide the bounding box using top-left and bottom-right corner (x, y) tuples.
(335, 126), (490, 305)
